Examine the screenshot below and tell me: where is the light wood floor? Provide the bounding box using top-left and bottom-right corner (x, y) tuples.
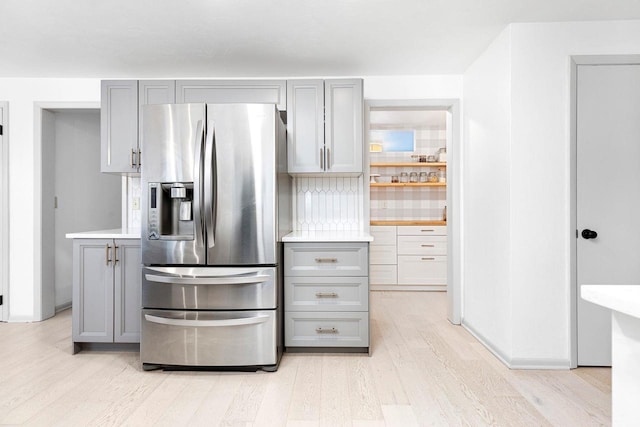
(0, 292), (610, 426)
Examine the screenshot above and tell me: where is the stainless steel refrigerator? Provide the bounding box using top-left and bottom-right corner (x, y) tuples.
(139, 103), (290, 371)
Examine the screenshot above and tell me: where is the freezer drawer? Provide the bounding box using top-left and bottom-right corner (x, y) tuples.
(141, 309), (278, 367)
(142, 266), (277, 310)
(284, 276), (369, 312)
(285, 311), (369, 347)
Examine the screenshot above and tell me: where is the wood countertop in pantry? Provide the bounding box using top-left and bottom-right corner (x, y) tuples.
(370, 220), (447, 226)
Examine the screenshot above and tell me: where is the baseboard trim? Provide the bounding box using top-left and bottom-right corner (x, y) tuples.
(55, 302), (71, 313)
(370, 285), (446, 291)
(7, 315), (37, 323)
(462, 320), (571, 370)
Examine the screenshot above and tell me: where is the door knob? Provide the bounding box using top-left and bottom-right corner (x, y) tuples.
(581, 229), (598, 239)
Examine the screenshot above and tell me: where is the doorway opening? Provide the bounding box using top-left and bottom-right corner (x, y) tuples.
(1, 102), (8, 321)
(36, 104), (122, 320)
(365, 100), (461, 324)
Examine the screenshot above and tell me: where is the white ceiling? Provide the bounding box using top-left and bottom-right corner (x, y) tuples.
(2, 0), (640, 78)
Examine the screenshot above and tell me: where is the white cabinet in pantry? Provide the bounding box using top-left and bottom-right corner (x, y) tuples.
(287, 79), (363, 175)
(370, 225), (447, 291)
(71, 238), (141, 352)
(284, 242), (369, 351)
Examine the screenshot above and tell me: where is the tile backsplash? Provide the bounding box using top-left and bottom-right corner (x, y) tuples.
(293, 176), (364, 231)
(125, 175), (365, 232)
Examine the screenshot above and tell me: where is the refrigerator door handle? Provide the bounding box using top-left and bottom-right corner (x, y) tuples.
(144, 314), (269, 328)
(204, 120), (215, 249)
(145, 274), (270, 285)
(193, 119), (205, 251)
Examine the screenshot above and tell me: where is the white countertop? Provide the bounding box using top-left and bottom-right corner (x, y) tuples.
(65, 228), (141, 239)
(581, 285), (640, 319)
(282, 230), (374, 243)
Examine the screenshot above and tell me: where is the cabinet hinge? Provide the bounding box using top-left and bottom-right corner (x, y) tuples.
(0, 124), (3, 135)
(0, 295), (3, 306)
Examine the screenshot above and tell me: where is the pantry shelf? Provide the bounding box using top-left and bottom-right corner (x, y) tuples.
(370, 182), (446, 188)
(370, 162), (446, 168)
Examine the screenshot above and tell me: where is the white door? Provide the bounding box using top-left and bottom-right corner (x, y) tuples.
(577, 64), (640, 366)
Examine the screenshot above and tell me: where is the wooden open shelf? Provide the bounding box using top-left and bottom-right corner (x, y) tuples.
(370, 162), (446, 168)
(370, 182), (446, 188)
(371, 220), (447, 226)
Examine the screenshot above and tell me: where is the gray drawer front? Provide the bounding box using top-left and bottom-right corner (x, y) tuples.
(142, 267), (277, 310)
(285, 243), (368, 277)
(285, 311), (369, 347)
(141, 309), (277, 366)
(285, 277), (368, 312)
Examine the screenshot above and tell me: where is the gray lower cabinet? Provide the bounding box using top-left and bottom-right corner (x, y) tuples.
(284, 242), (369, 350)
(72, 238), (141, 351)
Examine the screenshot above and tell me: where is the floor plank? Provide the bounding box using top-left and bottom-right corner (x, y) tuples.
(0, 292), (611, 426)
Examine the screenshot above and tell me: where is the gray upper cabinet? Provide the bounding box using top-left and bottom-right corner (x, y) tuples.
(138, 80), (176, 165)
(101, 80), (139, 174)
(101, 80), (176, 174)
(175, 80), (286, 110)
(287, 79), (363, 175)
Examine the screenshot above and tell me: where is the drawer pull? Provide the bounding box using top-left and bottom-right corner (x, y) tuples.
(315, 257), (338, 263)
(316, 327), (338, 334)
(315, 292), (338, 298)
(421, 257), (436, 261)
(421, 229), (435, 232)
(421, 244), (435, 248)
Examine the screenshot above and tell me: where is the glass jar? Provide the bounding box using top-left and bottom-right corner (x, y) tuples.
(400, 172), (409, 183)
(437, 147), (447, 163)
(409, 172), (418, 183)
(419, 172), (428, 183)
(391, 175), (399, 183)
(438, 170), (446, 183)
(428, 172), (438, 183)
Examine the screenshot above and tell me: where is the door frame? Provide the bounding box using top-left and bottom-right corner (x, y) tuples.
(364, 99), (462, 324)
(1, 102), (8, 321)
(570, 55), (640, 367)
(33, 101), (100, 321)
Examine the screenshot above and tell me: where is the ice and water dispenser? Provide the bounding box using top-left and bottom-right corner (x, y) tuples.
(147, 182), (194, 240)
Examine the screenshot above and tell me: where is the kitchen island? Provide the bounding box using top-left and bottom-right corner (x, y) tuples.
(581, 285), (640, 426)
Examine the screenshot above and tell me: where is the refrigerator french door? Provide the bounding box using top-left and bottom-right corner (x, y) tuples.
(140, 103), (290, 371)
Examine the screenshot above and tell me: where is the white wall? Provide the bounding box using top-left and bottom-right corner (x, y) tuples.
(462, 27), (513, 361)
(463, 20), (640, 367)
(0, 79), (100, 321)
(1, 75), (462, 322)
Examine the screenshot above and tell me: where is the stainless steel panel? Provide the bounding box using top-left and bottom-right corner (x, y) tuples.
(142, 266), (277, 310)
(141, 309), (278, 367)
(205, 104), (279, 265)
(141, 103), (205, 265)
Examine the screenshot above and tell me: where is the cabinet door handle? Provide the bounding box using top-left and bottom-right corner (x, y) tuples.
(113, 245), (119, 264)
(137, 149), (142, 168)
(316, 327), (338, 334)
(130, 149), (136, 169)
(326, 148), (330, 170)
(315, 292), (338, 298)
(421, 257), (436, 261)
(320, 148), (324, 170)
(421, 229), (435, 232)
(421, 244), (435, 248)
(105, 244), (111, 265)
(315, 257), (337, 263)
